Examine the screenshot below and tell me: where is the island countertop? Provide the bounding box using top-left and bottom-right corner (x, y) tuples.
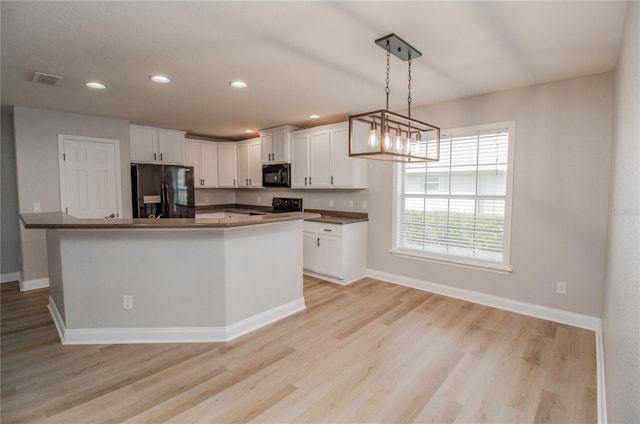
(20, 211), (320, 230)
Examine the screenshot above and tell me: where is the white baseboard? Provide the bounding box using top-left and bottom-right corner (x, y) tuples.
(20, 277), (49, 291)
(366, 269), (600, 330)
(1, 272), (21, 284)
(596, 321), (607, 424)
(226, 297), (306, 340)
(48, 296), (306, 345)
(303, 270), (363, 286)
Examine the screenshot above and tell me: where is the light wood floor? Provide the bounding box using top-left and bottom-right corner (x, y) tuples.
(1, 277), (596, 423)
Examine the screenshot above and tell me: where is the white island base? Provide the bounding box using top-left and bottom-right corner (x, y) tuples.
(45, 221), (305, 344)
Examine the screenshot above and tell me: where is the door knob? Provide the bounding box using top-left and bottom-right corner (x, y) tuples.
(105, 213), (115, 218)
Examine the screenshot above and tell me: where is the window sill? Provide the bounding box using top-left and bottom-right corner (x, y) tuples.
(389, 249), (513, 274)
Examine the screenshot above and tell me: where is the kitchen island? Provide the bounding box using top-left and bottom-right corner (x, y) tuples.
(21, 211), (319, 344)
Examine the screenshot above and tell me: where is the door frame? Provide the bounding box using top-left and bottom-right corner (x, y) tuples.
(58, 134), (123, 218)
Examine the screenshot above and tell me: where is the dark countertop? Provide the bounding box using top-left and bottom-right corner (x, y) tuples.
(195, 204), (369, 225)
(21, 211), (320, 230)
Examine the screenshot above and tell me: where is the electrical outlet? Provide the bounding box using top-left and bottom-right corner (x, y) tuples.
(32, 203), (41, 213)
(556, 281), (567, 295)
(257, 196), (261, 203)
(362, 200), (368, 209)
(329, 200), (334, 208)
(123, 295), (133, 309)
(349, 200), (354, 208)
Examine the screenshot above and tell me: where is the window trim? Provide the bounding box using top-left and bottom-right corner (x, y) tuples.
(392, 121), (516, 271)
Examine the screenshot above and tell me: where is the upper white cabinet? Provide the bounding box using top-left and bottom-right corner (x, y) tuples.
(130, 125), (185, 164)
(238, 138), (263, 188)
(260, 125), (300, 164)
(217, 143), (238, 188)
(185, 139), (218, 188)
(291, 123), (367, 189)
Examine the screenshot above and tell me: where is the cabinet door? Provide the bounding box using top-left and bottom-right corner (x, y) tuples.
(318, 235), (342, 278)
(237, 143), (250, 187)
(309, 131), (331, 187)
(248, 141), (262, 186)
(261, 133), (273, 163)
(217, 143), (237, 187)
(130, 126), (158, 163)
(291, 133), (309, 188)
(157, 130), (184, 164)
(303, 233), (318, 272)
(330, 127), (355, 187)
(272, 130), (289, 163)
(184, 141), (202, 187)
(200, 143), (218, 188)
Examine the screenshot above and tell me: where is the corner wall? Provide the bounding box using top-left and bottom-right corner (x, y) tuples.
(1, 108), (21, 281)
(13, 106), (131, 285)
(601, 2), (640, 422)
(367, 72), (614, 317)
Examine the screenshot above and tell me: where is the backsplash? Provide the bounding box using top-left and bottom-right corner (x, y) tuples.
(235, 188), (370, 213)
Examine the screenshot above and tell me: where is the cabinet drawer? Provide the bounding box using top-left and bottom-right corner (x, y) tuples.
(317, 223), (342, 237)
(303, 221), (317, 233)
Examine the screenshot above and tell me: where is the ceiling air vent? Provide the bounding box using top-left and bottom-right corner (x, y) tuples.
(32, 72), (63, 87)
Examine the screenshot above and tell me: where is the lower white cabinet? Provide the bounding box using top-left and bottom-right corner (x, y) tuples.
(302, 221), (367, 284)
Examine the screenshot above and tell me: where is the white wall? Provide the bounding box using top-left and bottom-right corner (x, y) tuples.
(13, 106), (131, 284)
(367, 72), (613, 317)
(601, 2), (640, 422)
(1, 108), (21, 280)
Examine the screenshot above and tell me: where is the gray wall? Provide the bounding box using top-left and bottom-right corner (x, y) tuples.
(1, 107), (21, 279)
(14, 106), (131, 283)
(602, 2), (640, 422)
(235, 187), (369, 212)
(366, 72), (613, 317)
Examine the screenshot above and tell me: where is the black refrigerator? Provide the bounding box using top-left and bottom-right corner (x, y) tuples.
(131, 164), (195, 218)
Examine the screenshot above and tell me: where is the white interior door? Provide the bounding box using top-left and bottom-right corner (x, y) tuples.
(59, 135), (121, 218)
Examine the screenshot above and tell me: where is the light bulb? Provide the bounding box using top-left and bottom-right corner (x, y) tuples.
(368, 130), (378, 148)
(368, 122), (379, 148)
(383, 132), (392, 150)
(395, 134), (402, 152)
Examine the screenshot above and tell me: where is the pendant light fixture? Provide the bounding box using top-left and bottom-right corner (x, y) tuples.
(349, 34), (440, 162)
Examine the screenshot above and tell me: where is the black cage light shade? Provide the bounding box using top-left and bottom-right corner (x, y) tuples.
(349, 34), (441, 163)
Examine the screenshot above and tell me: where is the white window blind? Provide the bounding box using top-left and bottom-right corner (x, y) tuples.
(395, 122), (515, 268)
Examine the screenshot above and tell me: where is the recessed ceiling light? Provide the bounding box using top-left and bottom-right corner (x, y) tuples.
(230, 81), (248, 88)
(150, 75), (171, 83)
(244, 129), (255, 133)
(309, 114), (320, 119)
(85, 81), (106, 89)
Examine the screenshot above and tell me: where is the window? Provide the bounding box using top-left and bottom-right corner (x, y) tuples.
(394, 121), (515, 270)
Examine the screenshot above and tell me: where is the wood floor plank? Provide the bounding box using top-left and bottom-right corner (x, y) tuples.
(0, 279), (596, 423)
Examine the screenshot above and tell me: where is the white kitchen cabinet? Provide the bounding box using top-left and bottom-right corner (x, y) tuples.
(260, 125), (300, 164)
(217, 143), (238, 188)
(238, 138), (263, 188)
(130, 125), (185, 164)
(290, 123), (367, 189)
(302, 221), (367, 285)
(185, 140), (218, 188)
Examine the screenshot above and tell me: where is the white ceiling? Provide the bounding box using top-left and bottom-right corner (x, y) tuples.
(1, 1), (628, 140)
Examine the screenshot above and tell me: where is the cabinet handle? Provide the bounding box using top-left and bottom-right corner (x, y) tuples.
(309, 177), (312, 186)
(233, 179), (236, 186)
(160, 153), (163, 161)
(331, 176), (334, 185)
(154, 153), (157, 160)
(317, 237), (320, 247)
(246, 178), (249, 185)
(323, 229), (332, 232)
(304, 177), (307, 186)
(249, 178), (252, 186)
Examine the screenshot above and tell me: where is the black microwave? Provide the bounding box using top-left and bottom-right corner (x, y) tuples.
(262, 163), (291, 187)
